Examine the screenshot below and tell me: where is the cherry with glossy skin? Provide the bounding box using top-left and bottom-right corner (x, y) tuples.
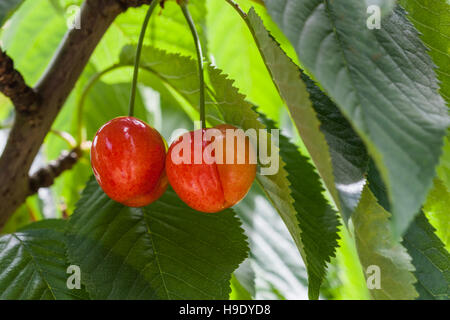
(91, 116), (168, 207)
(166, 124), (257, 213)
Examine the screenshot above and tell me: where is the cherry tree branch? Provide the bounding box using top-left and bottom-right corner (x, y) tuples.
(0, 0), (153, 229)
(0, 49), (39, 114)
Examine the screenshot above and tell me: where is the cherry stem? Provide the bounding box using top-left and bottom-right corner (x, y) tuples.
(129, 0), (159, 117)
(180, 0), (206, 129)
(50, 129), (77, 149)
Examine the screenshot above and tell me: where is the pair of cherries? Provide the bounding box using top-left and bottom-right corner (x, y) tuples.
(91, 117), (256, 213)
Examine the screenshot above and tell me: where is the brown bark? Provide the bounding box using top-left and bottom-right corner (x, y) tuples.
(29, 148), (82, 194)
(0, 0), (153, 229)
(0, 50), (39, 114)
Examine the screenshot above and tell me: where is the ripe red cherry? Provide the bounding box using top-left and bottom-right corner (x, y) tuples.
(91, 116), (168, 207)
(166, 124), (257, 213)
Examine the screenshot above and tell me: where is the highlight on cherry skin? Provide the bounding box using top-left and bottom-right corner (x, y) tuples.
(166, 124), (257, 213)
(90, 116), (168, 207)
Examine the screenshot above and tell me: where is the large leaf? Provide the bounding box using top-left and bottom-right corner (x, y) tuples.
(234, 184), (309, 300)
(258, 111), (340, 299)
(0, 219), (88, 300)
(366, 0), (396, 15)
(403, 213), (450, 299)
(245, 8), (368, 222)
(206, 65), (314, 297)
(208, 62), (339, 299)
(0, 0), (25, 27)
(66, 178), (248, 299)
(368, 162), (450, 299)
(352, 187), (418, 300)
(265, 0), (450, 237)
(400, 0), (450, 214)
(240, 14), (368, 299)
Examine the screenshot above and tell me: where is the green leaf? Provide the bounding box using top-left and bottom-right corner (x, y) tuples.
(258, 111), (340, 299)
(1, 0), (66, 84)
(208, 64), (336, 299)
(368, 161), (450, 299)
(323, 227), (371, 300)
(245, 8), (368, 222)
(423, 179), (450, 250)
(366, 0), (396, 15)
(234, 184), (309, 299)
(403, 213), (450, 299)
(302, 73), (369, 220)
(0, 0), (25, 27)
(265, 0), (450, 237)
(66, 178), (248, 300)
(352, 186), (418, 300)
(400, 0), (450, 215)
(203, 63), (308, 297)
(399, 0), (450, 105)
(1, 200), (35, 234)
(206, 0), (285, 122)
(230, 274), (253, 300)
(437, 137), (450, 191)
(0, 219), (88, 300)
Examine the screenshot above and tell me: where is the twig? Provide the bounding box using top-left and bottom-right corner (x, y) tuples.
(0, 49), (39, 114)
(29, 148), (82, 194)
